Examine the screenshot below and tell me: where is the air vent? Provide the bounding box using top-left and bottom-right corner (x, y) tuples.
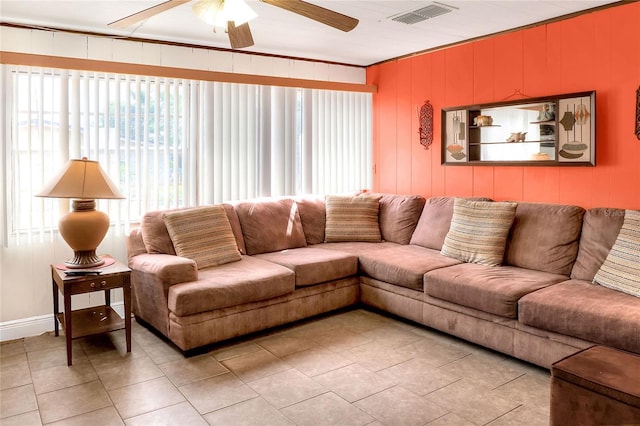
(390, 2), (456, 25)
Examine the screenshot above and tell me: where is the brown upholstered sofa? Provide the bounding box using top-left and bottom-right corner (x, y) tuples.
(125, 194), (640, 368)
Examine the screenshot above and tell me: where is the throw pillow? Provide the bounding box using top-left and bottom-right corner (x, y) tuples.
(441, 198), (517, 266)
(325, 194), (382, 242)
(163, 205), (241, 269)
(410, 196), (493, 250)
(593, 209), (640, 297)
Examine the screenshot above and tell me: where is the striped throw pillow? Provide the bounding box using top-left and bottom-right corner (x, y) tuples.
(441, 198), (517, 266)
(163, 205), (241, 269)
(593, 209), (640, 297)
(325, 195), (382, 242)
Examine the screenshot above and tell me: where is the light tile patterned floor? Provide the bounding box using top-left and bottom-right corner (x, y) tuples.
(0, 308), (551, 425)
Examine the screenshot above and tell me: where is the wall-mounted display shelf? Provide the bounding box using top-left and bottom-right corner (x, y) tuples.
(442, 91), (595, 166)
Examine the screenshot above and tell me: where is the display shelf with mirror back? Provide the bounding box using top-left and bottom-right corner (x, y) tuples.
(442, 91), (595, 166)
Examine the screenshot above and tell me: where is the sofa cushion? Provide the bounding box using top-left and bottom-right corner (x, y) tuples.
(441, 198), (517, 266)
(518, 279), (640, 353)
(235, 198), (307, 255)
(571, 208), (625, 281)
(410, 196), (492, 251)
(593, 209), (640, 297)
(359, 245), (462, 291)
(222, 204), (248, 255)
(256, 247), (357, 287)
(141, 204), (246, 255)
(168, 256), (295, 316)
(325, 194), (382, 242)
(377, 193), (426, 244)
(504, 202), (585, 275)
(319, 241), (400, 257)
(295, 196), (326, 245)
(163, 206), (242, 269)
(425, 263), (567, 318)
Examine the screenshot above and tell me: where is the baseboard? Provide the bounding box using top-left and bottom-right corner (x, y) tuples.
(0, 302), (125, 342)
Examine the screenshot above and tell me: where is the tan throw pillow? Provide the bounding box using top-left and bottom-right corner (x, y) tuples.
(593, 209), (640, 297)
(163, 206), (241, 269)
(325, 194), (382, 243)
(410, 196), (493, 250)
(441, 198), (517, 266)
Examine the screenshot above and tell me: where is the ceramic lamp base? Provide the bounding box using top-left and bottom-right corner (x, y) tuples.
(59, 199), (110, 269)
(65, 250), (105, 269)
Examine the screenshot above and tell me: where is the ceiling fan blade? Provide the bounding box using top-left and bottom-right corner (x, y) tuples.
(260, 0), (358, 32)
(108, 0), (191, 29)
(228, 21), (255, 49)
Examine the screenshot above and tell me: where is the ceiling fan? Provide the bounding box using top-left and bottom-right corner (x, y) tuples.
(108, 0), (359, 49)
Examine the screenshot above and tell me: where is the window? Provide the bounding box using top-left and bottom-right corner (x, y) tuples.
(1, 65), (372, 246)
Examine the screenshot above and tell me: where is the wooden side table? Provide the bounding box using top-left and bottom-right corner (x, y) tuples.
(51, 256), (132, 365)
(550, 345), (640, 425)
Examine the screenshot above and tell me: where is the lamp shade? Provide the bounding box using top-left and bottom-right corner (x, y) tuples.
(36, 158), (125, 200)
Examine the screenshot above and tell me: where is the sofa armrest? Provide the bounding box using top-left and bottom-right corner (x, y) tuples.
(129, 253), (198, 285)
(128, 253), (198, 337)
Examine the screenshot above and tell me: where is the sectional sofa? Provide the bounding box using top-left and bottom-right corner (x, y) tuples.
(125, 194), (640, 368)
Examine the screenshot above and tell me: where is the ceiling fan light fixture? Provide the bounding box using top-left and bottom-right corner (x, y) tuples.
(193, 0), (257, 28)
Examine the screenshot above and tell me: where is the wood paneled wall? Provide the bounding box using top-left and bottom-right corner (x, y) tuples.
(367, 2), (640, 209)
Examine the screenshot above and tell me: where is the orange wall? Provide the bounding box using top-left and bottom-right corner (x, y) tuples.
(367, 2), (640, 210)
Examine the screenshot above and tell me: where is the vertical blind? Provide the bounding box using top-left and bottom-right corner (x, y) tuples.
(1, 65), (372, 246)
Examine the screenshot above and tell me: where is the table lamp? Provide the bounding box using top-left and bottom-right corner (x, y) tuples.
(36, 157), (125, 268)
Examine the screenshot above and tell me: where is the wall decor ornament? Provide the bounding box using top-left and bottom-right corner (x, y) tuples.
(418, 100), (433, 149)
(636, 86), (640, 141)
(560, 111), (576, 131)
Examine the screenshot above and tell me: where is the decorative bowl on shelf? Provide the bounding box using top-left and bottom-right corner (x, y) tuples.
(447, 144), (466, 160)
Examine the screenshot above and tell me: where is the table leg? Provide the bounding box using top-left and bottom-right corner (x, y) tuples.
(63, 290), (73, 366)
(52, 278), (59, 337)
(104, 288), (111, 306)
(124, 281), (132, 353)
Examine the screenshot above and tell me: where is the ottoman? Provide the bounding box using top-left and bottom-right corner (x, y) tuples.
(550, 345), (640, 425)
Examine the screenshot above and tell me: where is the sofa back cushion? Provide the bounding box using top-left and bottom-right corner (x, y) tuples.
(163, 206), (242, 269)
(235, 198), (307, 255)
(504, 202), (585, 275)
(126, 228), (147, 260)
(141, 204), (246, 255)
(440, 198), (517, 266)
(141, 209), (180, 255)
(571, 208), (625, 281)
(377, 194), (426, 244)
(410, 196), (491, 250)
(295, 196), (326, 245)
(325, 194), (382, 242)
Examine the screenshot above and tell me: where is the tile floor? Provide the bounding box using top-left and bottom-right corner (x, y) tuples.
(0, 308), (551, 425)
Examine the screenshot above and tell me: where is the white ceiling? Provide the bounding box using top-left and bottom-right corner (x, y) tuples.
(0, 0), (619, 66)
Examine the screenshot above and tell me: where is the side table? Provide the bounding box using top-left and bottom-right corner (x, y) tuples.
(550, 345), (640, 425)
(51, 256), (132, 365)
